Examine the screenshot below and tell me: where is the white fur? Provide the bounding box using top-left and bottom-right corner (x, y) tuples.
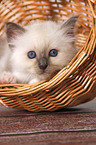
(0, 38), (11, 83)
(0, 20), (78, 84)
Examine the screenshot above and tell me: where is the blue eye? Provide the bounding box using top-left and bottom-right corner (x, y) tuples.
(49, 49), (58, 57)
(27, 51), (36, 59)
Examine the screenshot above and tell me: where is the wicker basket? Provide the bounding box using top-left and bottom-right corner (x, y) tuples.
(0, 0), (96, 112)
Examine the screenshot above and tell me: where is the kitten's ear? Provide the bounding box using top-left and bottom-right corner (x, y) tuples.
(61, 15), (79, 37)
(6, 22), (25, 45)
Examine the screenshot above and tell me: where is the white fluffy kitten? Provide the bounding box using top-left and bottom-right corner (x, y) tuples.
(0, 16), (79, 84)
(0, 38), (14, 83)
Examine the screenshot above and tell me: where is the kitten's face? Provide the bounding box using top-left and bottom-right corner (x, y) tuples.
(6, 16), (78, 82)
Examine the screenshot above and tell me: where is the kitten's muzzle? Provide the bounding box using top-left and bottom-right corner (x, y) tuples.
(38, 57), (48, 70)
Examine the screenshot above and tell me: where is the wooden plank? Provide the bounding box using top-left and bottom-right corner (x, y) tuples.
(0, 107), (95, 117)
(0, 112), (96, 136)
(0, 98), (96, 145)
(0, 132), (96, 145)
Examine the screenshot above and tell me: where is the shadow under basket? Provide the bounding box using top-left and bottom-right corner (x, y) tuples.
(0, 0), (96, 112)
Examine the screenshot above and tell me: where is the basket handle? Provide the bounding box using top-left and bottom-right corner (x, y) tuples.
(88, 0), (96, 37)
(88, 0), (96, 18)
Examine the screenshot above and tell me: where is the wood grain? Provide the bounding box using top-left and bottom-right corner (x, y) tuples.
(0, 132), (96, 145)
(0, 99), (96, 145)
(0, 111), (96, 136)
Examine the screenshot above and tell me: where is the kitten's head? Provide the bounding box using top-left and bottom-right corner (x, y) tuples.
(6, 16), (78, 82)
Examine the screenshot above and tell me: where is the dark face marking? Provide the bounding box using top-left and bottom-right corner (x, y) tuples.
(38, 52), (48, 71)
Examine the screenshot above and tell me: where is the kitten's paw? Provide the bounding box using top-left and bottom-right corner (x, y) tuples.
(0, 72), (16, 84)
(29, 78), (40, 84)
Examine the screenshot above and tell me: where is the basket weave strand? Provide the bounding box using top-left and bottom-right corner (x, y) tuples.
(0, 0), (96, 112)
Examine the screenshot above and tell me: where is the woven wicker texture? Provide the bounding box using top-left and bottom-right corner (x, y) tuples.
(0, 0), (96, 112)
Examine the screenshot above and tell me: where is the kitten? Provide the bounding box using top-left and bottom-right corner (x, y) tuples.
(0, 16), (79, 84)
(0, 38), (15, 83)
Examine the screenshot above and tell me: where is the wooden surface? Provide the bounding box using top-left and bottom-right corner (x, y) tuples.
(0, 98), (96, 145)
